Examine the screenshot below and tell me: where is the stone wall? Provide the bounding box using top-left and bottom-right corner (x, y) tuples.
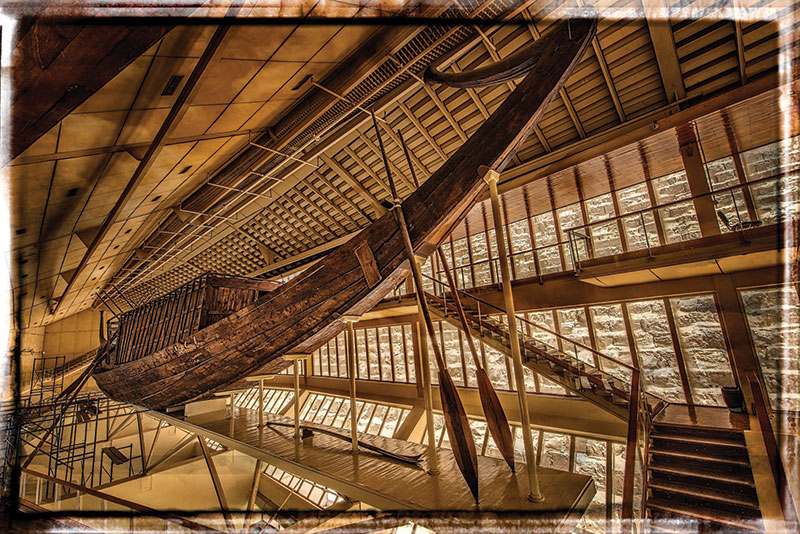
(741, 286), (800, 411)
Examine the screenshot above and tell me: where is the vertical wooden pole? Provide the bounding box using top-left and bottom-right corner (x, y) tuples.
(293, 360), (300, 438)
(258, 378), (264, 428)
(416, 294), (440, 475)
(285, 354), (309, 439)
(344, 316), (360, 452)
(483, 168), (543, 502)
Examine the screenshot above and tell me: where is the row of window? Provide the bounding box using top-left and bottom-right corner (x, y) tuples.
(310, 293), (740, 407)
(419, 137), (797, 291)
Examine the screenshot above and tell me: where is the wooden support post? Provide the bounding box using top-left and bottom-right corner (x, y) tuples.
(415, 279), (440, 476)
(343, 316), (360, 452)
(483, 168), (543, 502)
(244, 459), (264, 532)
(258, 378), (264, 428)
(680, 140), (721, 237)
(285, 354), (310, 439)
(136, 413), (147, 475)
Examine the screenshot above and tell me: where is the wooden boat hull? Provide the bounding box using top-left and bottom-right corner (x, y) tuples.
(93, 17), (596, 410)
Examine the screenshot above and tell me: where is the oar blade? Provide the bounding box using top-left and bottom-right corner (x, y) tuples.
(476, 367), (516, 472)
(438, 369), (479, 503)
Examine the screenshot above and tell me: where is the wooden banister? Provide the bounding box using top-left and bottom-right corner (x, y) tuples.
(620, 368), (641, 533)
(746, 371), (799, 527)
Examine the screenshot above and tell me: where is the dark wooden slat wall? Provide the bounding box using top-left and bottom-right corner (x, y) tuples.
(112, 275), (270, 365)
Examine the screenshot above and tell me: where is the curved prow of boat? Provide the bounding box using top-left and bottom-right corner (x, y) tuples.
(92, 16), (597, 410)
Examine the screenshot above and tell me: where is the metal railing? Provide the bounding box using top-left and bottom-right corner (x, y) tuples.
(429, 173), (780, 290)
(20, 468), (223, 533)
(566, 173), (778, 265)
(418, 269), (664, 531)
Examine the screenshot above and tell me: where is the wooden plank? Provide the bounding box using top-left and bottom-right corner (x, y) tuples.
(354, 242), (382, 288)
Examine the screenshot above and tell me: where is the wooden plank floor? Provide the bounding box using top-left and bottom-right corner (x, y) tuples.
(156, 406), (595, 516)
(655, 404), (750, 430)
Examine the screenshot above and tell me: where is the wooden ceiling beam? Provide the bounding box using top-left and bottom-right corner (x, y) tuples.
(377, 122), (430, 181)
(568, 2), (625, 121)
(477, 38), (552, 151)
(292, 186), (350, 234)
(421, 84), (468, 142)
(300, 178), (360, 228)
(524, 22), (585, 138)
(397, 102), (447, 162)
(320, 154), (387, 216)
(342, 146), (392, 197)
(312, 170), (372, 223)
(355, 131), (416, 191)
(499, 67), (792, 193)
(52, 22), (232, 316)
(643, 0), (687, 102)
(451, 64), (490, 119)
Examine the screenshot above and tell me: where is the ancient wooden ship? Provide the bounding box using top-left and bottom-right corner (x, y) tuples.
(93, 17), (596, 410)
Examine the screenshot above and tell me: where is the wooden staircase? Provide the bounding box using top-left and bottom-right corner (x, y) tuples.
(646, 422), (764, 533)
(424, 290), (634, 419)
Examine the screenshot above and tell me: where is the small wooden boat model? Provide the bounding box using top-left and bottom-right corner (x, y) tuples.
(93, 17), (596, 411)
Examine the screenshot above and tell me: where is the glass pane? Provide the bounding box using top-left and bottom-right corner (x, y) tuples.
(589, 304), (634, 382)
(627, 300), (686, 402)
(540, 432), (570, 471)
(741, 286), (800, 411)
(653, 171), (701, 243)
(670, 295), (735, 406)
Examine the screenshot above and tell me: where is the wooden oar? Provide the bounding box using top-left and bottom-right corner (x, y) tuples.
(436, 249), (517, 471)
(398, 129), (516, 472)
(371, 112), (479, 503)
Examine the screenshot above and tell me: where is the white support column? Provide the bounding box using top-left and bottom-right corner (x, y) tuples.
(343, 315), (360, 452)
(285, 354), (310, 439)
(258, 378), (264, 427)
(483, 168), (543, 502)
(245, 375), (275, 428)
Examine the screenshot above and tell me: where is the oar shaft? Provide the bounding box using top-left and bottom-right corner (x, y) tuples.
(370, 113), (445, 371)
(436, 248), (482, 368)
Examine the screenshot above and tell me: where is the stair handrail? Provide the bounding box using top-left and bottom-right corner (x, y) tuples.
(421, 271), (639, 375)
(746, 370), (799, 527)
(421, 270), (655, 529)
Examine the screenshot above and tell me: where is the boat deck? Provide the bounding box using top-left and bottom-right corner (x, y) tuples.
(155, 406), (595, 517)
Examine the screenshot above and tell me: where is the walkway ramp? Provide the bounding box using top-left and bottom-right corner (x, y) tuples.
(155, 406), (596, 519)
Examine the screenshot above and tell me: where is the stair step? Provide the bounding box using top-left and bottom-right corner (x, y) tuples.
(650, 435), (749, 461)
(647, 497), (763, 532)
(649, 480), (760, 516)
(649, 464), (756, 496)
(652, 423), (746, 444)
(649, 450), (752, 480)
